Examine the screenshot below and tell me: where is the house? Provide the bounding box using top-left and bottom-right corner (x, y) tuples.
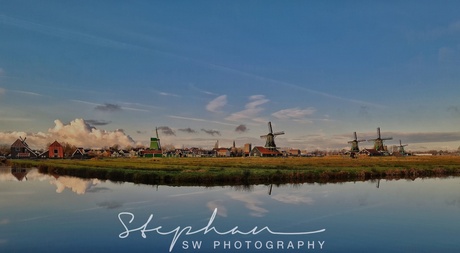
(250, 146), (282, 157)
(71, 148), (89, 159)
(215, 148), (231, 157)
(288, 149), (301, 157)
(359, 148), (382, 156)
(10, 138), (39, 159)
(141, 149), (163, 158)
(48, 141), (64, 158)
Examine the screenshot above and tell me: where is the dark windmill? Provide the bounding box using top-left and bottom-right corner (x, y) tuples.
(348, 132), (366, 153)
(367, 127), (393, 152)
(397, 140), (408, 156)
(260, 122), (284, 151)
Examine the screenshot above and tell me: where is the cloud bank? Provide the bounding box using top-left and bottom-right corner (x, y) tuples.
(0, 118), (136, 149)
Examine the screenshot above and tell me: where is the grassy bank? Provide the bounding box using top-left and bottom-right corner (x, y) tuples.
(7, 155), (460, 186)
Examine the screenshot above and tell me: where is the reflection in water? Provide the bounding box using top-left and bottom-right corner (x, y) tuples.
(0, 167), (100, 195)
(1, 166), (460, 252)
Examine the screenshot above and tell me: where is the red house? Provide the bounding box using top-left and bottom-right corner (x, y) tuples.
(49, 141), (64, 158)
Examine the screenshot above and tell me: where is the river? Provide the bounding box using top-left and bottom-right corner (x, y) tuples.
(1, 166), (459, 252)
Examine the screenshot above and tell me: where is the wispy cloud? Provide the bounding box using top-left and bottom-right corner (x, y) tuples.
(206, 95), (227, 113)
(272, 107), (316, 120)
(95, 103), (122, 112)
(201, 129), (221, 136)
(0, 87), (5, 95)
(158, 91), (181, 97)
(169, 115), (237, 126)
(9, 89), (43, 96)
(0, 14), (132, 50)
(85, 119), (112, 126)
(226, 95), (269, 121)
(178, 128), (198, 134)
(235, 124), (248, 133)
(158, 126), (175, 136)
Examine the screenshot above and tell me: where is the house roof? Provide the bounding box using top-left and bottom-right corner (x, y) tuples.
(49, 140), (63, 148)
(252, 146), (281, 155)
(11, 139), (28, 148)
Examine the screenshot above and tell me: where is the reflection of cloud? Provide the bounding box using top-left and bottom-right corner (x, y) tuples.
(86, 187), (111, 193)
(0, 219), (9, 225)
(0, 239), (7, 245)
(52, 177), (100, 195)
(271, 193), (314, 205)
(227, 191), (268, 217)
(207, 200), (227, 217)
(97, 201), (123, 210)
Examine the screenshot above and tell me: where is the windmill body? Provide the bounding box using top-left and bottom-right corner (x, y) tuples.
(348, 132), (365, 153)
(367, 127), (392, 152)
(260, 122), (284, 150)
(398, 140), (408, 155)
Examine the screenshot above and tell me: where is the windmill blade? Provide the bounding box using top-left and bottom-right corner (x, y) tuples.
(354, 132), (358, 141)
(260, 135), (268, 138)
(357, 139), (366, 142)
(273, 131), (285, 135)
(377, 127), (381, 139)
(268, 122), (273, 134)
(382, 137), (393, 140)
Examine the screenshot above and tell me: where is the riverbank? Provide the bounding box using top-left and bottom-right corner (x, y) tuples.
(7, 156), (460, 185)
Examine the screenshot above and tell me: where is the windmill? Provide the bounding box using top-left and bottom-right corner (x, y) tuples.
(367, 127), (392, 152)
(260, 122), (284, 150)
(348, 132), (365, 153)
(150, 127), (161, 150)
(397, 140), (408, 156)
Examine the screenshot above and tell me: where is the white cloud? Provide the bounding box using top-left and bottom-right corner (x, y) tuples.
(272, 107), (316, 120)
(206, 95), (227, 112)
(226, 95), (269, 121)
(0, 88), (5, 95)
(0, 118), (137, 149)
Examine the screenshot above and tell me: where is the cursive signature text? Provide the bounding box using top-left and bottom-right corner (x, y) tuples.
(118, 208), (325, 252)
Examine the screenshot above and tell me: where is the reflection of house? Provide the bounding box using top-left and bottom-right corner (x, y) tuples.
(250, 146), (282, 157)
(49, 141), (64, 158)
(10, 138), (39, 159)
(11, 168), (29, 181)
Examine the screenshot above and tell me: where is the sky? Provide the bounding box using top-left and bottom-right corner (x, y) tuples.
(1, 1), (460, 151)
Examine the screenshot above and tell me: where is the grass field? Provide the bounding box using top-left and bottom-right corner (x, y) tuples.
(6, 155), (460, 186)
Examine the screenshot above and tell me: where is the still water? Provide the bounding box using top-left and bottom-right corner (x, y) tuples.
(1, 166), (459, 252)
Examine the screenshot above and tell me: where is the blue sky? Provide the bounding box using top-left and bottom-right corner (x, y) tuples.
(1, 1), (460, 151)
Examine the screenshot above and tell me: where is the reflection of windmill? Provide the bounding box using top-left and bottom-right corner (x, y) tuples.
(367, 127), (392, 152)
(260, 122), (284, 150)
(348, 132), (365, 153)
(398, 140), (408, 155)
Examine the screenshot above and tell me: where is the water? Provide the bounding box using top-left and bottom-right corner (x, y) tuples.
(1, 166), (459, 252)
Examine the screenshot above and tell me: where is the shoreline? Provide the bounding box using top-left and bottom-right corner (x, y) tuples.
(6, 156), (460, 186)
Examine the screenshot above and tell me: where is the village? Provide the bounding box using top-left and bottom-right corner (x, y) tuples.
(1, 123), (458, 161)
